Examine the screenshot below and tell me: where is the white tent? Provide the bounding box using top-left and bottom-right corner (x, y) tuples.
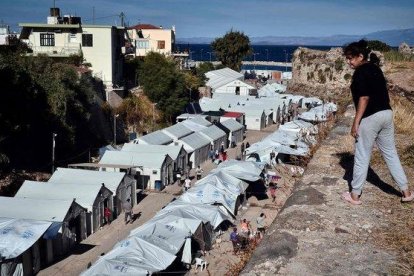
(135, 130), (173, 145)
(211, 160), (264, 182)
(279, 120), (318, 135)
(0, 218), (52, 260)
(299, 103), (336, 122)
(81, 236), (177, 276)
(179, 184), (238, 216)
(129, 222), (188, 255)
(196, 171), (249, 195)
(155, 201), (233, 229)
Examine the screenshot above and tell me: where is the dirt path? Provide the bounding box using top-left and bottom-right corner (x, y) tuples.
(242, 106), (414, 275)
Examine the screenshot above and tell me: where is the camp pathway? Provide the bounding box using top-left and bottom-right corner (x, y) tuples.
(38, 124), (279, 276)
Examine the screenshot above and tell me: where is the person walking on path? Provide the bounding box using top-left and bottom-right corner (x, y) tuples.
(341, 40), (413, 205)
(184, 177), (191, 191)
(122, 199), (133, 224)
(269, 184), (277, 203)
(256, 213), (266, 239)
(104, 207), (111, 225)
(195, 165), (203, 180)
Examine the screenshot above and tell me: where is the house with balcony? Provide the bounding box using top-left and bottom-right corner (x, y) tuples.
(128, 23), (175, 57)
(19, 7), (130, 90)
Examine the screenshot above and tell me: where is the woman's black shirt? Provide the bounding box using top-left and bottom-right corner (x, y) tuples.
(351, 62), (391, 118)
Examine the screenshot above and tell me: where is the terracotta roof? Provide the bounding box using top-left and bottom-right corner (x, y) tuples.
(223, 112), (244, 117)
(129, 24), (161, 30)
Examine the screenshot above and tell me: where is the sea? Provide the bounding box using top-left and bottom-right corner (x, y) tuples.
(176, 44), (335, 71)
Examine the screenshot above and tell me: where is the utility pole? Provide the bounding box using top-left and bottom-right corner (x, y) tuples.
(52, 133), (57, 174)
(207, 52), (212, 62)
(113, 114), (119, 145)
(119, 12), (125, 27)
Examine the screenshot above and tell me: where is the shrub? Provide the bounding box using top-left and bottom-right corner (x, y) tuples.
(334, 58), (344, 71)
(344, 73), (352, 81)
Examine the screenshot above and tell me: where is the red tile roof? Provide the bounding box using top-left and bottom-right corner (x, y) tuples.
(129, 24), (161, 30)
(223, 112), (244, 117)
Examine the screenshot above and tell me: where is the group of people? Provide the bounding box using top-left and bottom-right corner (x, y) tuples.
(229, 213), (267, 255)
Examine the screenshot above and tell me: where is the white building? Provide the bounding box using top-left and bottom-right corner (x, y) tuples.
(205, 67), (257, 96)
(99, 151), (174, 190)
(15, 180), (112, 235)
(128, 23), (175, 57)
(19, 7), (128, 88)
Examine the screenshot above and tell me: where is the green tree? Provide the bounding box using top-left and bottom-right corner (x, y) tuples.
(367, 40), (391, 52)
(195, 62), (215, 85)
(138, 52), (189, 122)
(211, 30), (252, 71)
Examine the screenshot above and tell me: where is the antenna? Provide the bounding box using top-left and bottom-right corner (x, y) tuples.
(93, 6), (95, 24)
(119, 12), (125, 27)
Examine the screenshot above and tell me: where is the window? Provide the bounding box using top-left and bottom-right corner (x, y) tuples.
(82, 34), (93, 47)
(137, 40), (149, 49)
(157, 40), (165, 49)
(69, 34), (77, 43)
(40, 33), (55, 46)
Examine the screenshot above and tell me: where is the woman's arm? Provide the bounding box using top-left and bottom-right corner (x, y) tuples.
(351, 96), (369, 138)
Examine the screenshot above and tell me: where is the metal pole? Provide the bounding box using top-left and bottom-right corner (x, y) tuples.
(113, 114), (117, 145)
(52, 133), (56, 174)
(200, 49), (203, 61)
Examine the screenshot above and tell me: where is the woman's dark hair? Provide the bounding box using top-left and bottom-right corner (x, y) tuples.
(343, 39), (380, 65)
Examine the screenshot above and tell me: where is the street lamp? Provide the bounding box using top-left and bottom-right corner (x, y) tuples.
(253, 52), (259, 70)
(52, 133), (57, 174)
(200, 49), (203, 61)
(283, 50), (289, 72)
(152, 103), (158, 131)
(113, 114), (119, 145)
(206, 52), (212, 62)
(265, 49), (269, 70)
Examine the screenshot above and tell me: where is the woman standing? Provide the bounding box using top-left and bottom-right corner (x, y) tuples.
(342, 40), (413, 205)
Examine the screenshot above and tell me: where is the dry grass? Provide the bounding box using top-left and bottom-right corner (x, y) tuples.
(392, 96), (414, 135)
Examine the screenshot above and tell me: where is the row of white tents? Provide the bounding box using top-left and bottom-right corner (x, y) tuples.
(82, 160), (265, 275)
(244, 102), (337, 165)
(0, 168), (134, 275)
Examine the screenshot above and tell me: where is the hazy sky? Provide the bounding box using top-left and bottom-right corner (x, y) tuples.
(1, 0), (414, 38)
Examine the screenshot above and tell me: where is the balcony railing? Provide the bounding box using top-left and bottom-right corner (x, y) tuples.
(29, 46), (81, 57)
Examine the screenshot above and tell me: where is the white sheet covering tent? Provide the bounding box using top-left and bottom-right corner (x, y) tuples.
(195, 170), (249, 196)
(258, 83), (287, 97)
(179, 184), (238, 216)
(130, 215), (211, 251)
(135, 130), (173, 145)
(81, 236), (177, 276)
(155, 201), (233, 229)
(211, 160), (264, 182)
(279, 120), (318, 135)
(129, 222), (188, 255)
(0, 218), (52, 260)
(299, 102), (337, 122)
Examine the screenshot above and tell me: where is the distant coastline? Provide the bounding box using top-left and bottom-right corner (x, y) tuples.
(177, 27), (414, 47)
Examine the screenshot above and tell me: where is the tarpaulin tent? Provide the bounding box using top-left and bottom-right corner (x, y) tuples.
(130, 214), (210, 249)
(196, 170), (249, 195)
(155, 201), (233, 229)
(211, 160), (264, 182)
(129, 222), (188, 255)
(0, 218), (52, 260)
(81, 236), (177, 276)
(179, 184), (238, 216)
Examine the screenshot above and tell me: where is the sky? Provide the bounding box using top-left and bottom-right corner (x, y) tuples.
(1, 0), (414, 38)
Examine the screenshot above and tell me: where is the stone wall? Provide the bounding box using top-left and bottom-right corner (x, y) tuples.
(287, 47), (353, 100)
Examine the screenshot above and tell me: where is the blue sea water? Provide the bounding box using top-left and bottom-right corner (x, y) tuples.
(176, 44), (334, 70)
